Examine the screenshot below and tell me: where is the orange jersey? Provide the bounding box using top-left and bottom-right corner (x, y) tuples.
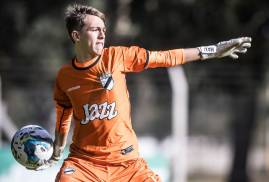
(54, 46), (185, 163)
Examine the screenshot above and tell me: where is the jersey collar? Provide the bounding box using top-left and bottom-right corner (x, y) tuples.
(72, 56), (101, 70)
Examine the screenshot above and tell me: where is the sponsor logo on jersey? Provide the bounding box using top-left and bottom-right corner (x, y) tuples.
(81, 101), (118, 124)
(100, 73), (114, 90)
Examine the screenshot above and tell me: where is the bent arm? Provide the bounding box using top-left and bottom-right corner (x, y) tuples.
(35, 103), (73, 170)
(52, 104), (73, 159)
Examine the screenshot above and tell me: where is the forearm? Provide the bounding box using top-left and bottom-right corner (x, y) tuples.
(53, 103), (73, 158)
(146, 48), (201, 67)
(183, 48), (201, 63)
(52, 131), (68, 159)
(54, 131), (68, 149)
(146, 49), (185, 68)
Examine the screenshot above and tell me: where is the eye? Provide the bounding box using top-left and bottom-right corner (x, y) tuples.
(87, 27), (106, 34)
(88, 27), (99, 31)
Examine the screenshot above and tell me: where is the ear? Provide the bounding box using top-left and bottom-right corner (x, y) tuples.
(71, 31), (80, 43)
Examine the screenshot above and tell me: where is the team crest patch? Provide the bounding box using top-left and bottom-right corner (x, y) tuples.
(100, 73), (114, 90)
(64, 167), (76, 174)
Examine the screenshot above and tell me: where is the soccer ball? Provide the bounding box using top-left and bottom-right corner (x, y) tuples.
(11, 125), (53, 170)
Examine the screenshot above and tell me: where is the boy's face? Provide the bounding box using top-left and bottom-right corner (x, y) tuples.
(74, 15), (106, 57)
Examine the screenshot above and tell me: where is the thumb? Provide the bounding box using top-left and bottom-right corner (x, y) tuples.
(229, 52), (239, 59)
(35, 164), (50, 171)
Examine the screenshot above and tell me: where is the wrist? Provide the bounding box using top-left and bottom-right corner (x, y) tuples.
(53, 144), (65, 160)
(197, 45), (217, 60)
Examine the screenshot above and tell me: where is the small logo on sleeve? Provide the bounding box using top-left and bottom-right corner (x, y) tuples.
(121, 145), (134, 155)
(67, 85), (80, 92)
(64, 167), (76, 174)
(100, 73), (114, 90)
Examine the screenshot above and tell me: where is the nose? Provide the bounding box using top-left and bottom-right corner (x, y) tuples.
(98, 29), (105, 39)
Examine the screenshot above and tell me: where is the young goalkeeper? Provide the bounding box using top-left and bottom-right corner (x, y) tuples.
(37, 3), (252, 182)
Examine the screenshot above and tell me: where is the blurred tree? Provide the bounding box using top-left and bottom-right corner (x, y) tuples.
(1, 0), (81, 123)
(0, 0), (78, 125)
(126, 0), (268, 181)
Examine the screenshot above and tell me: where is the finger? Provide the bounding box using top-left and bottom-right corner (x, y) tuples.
(228, 39), (243, 48)
(232, 37), (252, 48)
(238, 37), (252, 44)
(47, 159), (57, 165)
(36, 165), (48, 171)
(230, 53), (239, 59)
(36, 159), (45, 167)
(26, 167), (35, 170)
(242, 37), (252, 42)
(240, 42), (251, 48)
(36, 163), (52, 171)
(234, 48), (247, 53)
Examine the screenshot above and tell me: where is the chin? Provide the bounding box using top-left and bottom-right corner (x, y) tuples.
(95, 49), (104, 55)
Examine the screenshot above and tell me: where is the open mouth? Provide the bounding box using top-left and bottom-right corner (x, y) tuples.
(96, 42), (104, 46)
(96, 42), (104, 50)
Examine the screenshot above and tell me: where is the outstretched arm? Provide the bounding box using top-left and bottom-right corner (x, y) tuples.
(183, 37), (252, 63)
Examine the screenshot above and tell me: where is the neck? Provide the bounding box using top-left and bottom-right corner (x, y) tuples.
(75, 46), (98, 63)
(76, 54), (98, 63)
